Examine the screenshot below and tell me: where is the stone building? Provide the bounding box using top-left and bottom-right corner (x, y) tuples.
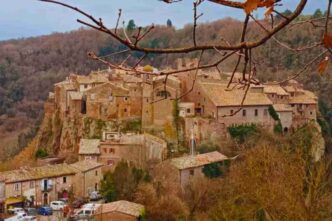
(70, 160), (103, 198)
(78, 132), (167, 172)
(0, 164), (77, 209)
(0, 162), (103, 211)
(170, 151), (228, 188)
(142, 75), (181, 128)
(84, 82), (136, 120)
(262, 81), (318, 131)
(94, 200), (145, 221)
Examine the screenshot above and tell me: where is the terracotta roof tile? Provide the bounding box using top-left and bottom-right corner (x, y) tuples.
(199, 82), (272, 107)
(0, 164), (77, 183)
(70, 160), (103, 172)
(98, 200), (144, 217)
(170, 151), (228, 170)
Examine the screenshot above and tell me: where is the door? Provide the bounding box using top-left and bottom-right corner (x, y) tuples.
(43, 193), (48, 205)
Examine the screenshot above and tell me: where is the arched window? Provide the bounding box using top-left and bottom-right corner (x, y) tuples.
(156, 90), (171, 98)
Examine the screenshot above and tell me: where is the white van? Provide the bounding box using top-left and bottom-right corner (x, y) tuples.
(50, 200), (66, 210)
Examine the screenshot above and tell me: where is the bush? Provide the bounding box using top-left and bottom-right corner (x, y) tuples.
(203, 162), (222, 178)
(228, 124), (257, 143)
(121, 119), (142, 133)
(35, 148), (48, 158)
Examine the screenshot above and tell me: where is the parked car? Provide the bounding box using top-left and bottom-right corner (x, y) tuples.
(89, 191), (102, 201)
(68, 208), (95, 221)
(4, 212), (27, 221)
(4, 214), (26, 221)
(24, 208), (37, 216)
(50, 201), (66, 210)
(24, 215), (37, 221)
(37, 206), (53, 216)
(72, 198), (88, 209)
(58, 198), (69, 204)
(7, 208), (25, 215)
(15, 212), (27, 221)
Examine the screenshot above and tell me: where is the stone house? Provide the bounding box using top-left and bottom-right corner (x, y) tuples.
(78, 132), (167, 172)
(142, 75), (181, 128)
(188, 80), (274, 128)
(170, 151), (228, 188)
(0, 164), (77, 209)
(84, 82), (137, 120)
(94, 200), (145, 221)
(263, 81), (318, 130)
(70, 160), (103, 198)
(78, 139), (101, 162)
(0, 162), (103, 210)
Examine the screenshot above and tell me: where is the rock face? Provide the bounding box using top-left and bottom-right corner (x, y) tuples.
(311, 122), (325, 161)
(37, 104), (130, 160)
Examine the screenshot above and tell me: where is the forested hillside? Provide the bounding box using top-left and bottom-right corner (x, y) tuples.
(0, 10), (331, 159)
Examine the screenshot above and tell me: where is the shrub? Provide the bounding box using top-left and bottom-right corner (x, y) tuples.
(35, 148), (48, 158)
(228, 124), (257, 143)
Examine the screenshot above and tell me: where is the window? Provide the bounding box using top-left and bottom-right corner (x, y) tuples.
(30, 181), (34, 188)
(95, 170), (98, 176)
(186, 109), (191, 113)
(109, 148), (115, 154)
(310, 111), (313, 115)
(124, 97), (128, 101)
(14, 183), (19, 191)
(190, 170), (195, 176)
(242, 109), (246, 117)
(198, 92), (200, 95)
(146, 98), (149, 102)
(230, 109), (234, 115)
(107, 160), (114, 166)
(156, 90), (171, 98)
(84, 84), (88, 89)
(90, 93), (95, 100)
(124, 108), (127, 113)
(103, 148), (108, 154)
(63, 177), (67, 184)
(255, 109), (258, 116)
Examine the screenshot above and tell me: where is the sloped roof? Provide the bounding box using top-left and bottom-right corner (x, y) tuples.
(76, 74), (109, 84)
(0, 164), (77, 183)
(79, 139), (101, 155)
(289, 90), (317, 104)
(263, 85), (289, 96)
(273, 104), (293, 112)
(70, 160), (103, 172)
(85, 82), (129, 96)
(170, 151), (228, 170)
(98, 200), (144, 217)
(69, 91), (83, 100)
(199, 82), (272, 107)
(283, 85), (297, 93)
(123, 75), (143, 83)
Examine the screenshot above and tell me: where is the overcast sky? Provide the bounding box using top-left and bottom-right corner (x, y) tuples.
(0, 0), (326, 41)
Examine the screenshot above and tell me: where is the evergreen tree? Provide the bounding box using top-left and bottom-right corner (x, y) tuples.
(313, 9), (323, 18)
(127, 19), (136, 31)
(167, 19), (173, 27)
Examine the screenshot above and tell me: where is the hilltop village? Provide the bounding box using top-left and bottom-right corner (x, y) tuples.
(0, 59), (321, 218)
